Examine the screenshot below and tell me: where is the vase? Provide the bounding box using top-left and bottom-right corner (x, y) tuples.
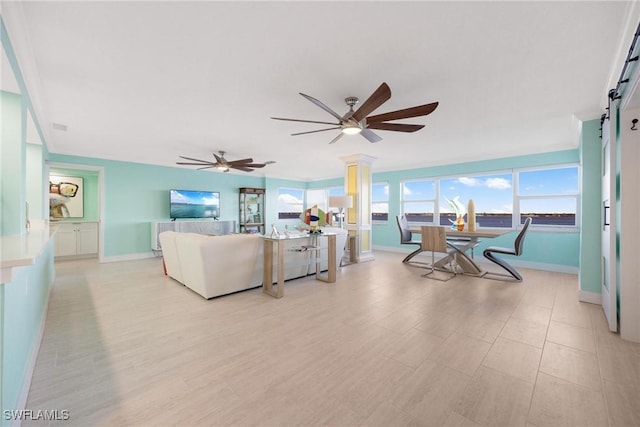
(467, 199), (476, 231)
(456, 214), (465, 231)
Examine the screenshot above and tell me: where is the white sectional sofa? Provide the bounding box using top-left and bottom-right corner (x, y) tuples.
(159, 228), (348, 299)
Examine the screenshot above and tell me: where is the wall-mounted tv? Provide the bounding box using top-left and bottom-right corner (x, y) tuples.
(170, 189), (220, 219)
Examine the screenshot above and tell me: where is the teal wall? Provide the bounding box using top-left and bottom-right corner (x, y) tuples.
(579, 119), (602, 294)
(1, 242), (55, 422)
(49, 153), (272, 257)
(26, 144), (45, 221)
(307, 177), (344, 189)
(1, 16), (54, 424)
(370, 150), (581, 269)
(0, 91), (25, 236)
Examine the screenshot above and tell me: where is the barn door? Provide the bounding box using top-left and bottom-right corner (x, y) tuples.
(601, 109), (617, 332)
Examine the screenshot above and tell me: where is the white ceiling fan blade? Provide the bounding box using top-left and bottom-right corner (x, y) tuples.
(213, 152), (224, 164)
(271, 117), (340, 126)
(361, 128), (383, 143)
(329, 133), (344, 144)
(299, 92), (344, 122)
(292, 127), (341, 136)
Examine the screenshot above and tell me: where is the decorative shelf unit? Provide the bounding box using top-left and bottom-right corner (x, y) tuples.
(239, 187), (265, 234)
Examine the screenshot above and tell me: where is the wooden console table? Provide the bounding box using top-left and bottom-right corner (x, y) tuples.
(261, 232), (337, 298)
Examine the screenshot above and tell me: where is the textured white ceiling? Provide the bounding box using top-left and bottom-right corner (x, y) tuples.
(5, 1), (634, 180)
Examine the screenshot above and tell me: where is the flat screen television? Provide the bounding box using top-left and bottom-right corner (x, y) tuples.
(170, 189), (220, 219)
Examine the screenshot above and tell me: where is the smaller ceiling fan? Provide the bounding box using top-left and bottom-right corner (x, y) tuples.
(176, 151), (275, 173)
(271, 82), (438, 144)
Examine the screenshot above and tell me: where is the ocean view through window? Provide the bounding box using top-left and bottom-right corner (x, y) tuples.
(399, 165), (579, 228)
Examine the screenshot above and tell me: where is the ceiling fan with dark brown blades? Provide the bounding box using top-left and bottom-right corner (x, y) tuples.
(271, 82), (438, 144)
(176, 151), (275, 173)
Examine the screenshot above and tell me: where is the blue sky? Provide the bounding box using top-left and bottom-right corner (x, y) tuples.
(171, 190), (220, 206)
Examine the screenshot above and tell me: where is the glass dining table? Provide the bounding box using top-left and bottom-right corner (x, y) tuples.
(408, 227), (510, 276)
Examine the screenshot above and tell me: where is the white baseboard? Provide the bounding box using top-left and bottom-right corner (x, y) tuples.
(579, 290), (602, 305)
(101, 251), (158, 263)
(372, 245), (579, 274)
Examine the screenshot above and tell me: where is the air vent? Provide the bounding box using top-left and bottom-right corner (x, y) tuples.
(51, 122), (68, 131)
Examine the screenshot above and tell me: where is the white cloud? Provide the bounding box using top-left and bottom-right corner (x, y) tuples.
(278, 194), (302, 204)
(458, 177), (482, 187)
(403, 186), (412, 196)
(372, 202), (388, 212)
(485, 178), (512, 190)
(383, 184), (389, 196)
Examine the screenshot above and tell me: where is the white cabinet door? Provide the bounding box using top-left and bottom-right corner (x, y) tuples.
(54, 222), (98, 257)
(77, 223), (98, 255)
(55, 224), (78, 257)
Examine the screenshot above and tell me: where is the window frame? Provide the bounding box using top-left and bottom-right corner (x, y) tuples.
(514, 163), (580, 231)
(400, 178), (437, 225)
(397, 163), (580, 232)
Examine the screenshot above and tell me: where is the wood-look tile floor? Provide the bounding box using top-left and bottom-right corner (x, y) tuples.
(24, 251), (640, 426)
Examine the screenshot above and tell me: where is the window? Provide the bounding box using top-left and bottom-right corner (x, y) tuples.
(306, 188), (327, 211)
(328, 187), (344, 197)
(517, 166), (579, 226)
(440, 172), (513, 228)
(401, 179), (435, 223)
(372, 182), (389, 221)
(277, 188), (304, 219)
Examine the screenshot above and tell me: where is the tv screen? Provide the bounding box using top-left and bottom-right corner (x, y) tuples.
(170, 189), (220, 219)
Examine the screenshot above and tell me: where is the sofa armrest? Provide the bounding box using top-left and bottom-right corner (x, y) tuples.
(159, 231), (184, 283)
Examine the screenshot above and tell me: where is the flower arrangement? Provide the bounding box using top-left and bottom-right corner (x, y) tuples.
(445, 196), (466, 230)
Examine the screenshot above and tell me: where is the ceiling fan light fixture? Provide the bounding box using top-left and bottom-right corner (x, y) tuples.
(341, 124), (362, 135)
(217, 165), (229, 172)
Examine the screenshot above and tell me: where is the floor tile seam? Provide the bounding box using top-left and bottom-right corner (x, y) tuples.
(598, 378), (623, 427)
(591, 325), (640, 390)
(537, 352), (605, 394)
(448, 410), (482, 427)
(387, 352), (424, 372)
(476, 364), (537, 387)
(381, 394), (424, 426)
(545, 321), (597, 354)
(511, 316), (552, 422)
(533, 369), (610, 401)
(487, 321), (548, 369)
(419, 356), (474, 382)
(479, 339), (542, 386)
(524, 373), (544, 427)
(549, 317), (593, 331)
(454, 363), (536, 427)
